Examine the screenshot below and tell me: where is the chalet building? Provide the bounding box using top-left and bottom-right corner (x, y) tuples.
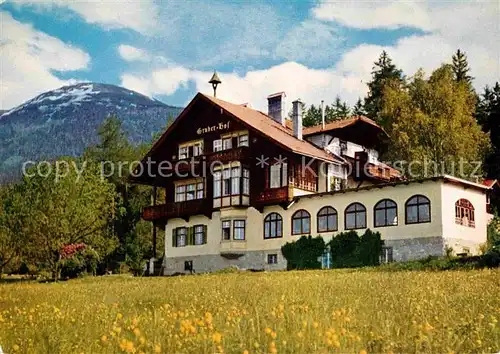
(132, 82), (495, 275)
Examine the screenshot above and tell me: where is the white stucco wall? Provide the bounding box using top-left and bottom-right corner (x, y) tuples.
(440, 182), (488, 254)
(163, 179), (489, 263)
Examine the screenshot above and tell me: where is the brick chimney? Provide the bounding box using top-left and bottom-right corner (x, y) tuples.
(267, 92), (286, 126)
(292, 99), (303, 140)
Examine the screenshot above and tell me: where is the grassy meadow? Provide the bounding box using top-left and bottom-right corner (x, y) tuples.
(0, 269), (499, 354)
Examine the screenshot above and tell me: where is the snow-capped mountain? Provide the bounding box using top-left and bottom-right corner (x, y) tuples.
(0, 83), (183, 181)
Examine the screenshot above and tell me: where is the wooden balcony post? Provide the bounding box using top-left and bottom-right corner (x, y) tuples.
(151, 186), (157, 261)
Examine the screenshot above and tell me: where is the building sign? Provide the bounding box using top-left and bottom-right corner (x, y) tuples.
(197, 121), (230, 135)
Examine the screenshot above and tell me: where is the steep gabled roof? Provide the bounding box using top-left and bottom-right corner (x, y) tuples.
(146, 93), (341, 163)
(302, 116), (388, 138)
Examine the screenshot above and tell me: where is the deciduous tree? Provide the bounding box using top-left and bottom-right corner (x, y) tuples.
(381, 65), (489, 178)
(14, 159), (116, 280)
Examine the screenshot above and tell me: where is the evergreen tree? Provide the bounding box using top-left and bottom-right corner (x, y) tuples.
(452, 49), (474, 85)
(364, 51), (404, 125)
(303, 104), (322, 127)
(353, 98), (366, 116)
(333, 96), (350, 120)
(85, 116), (158, 272)
(477, 82), (500, 210)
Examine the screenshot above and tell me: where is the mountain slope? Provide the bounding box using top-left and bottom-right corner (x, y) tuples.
(0, 83), (182, 180)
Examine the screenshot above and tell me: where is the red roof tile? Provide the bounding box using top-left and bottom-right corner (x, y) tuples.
(201, 94), (341, 163)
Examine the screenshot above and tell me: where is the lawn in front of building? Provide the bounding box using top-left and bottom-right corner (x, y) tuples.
(0, 269), (499, 353)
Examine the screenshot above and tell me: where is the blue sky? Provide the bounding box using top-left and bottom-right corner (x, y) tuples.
(1, 0), (498, 111)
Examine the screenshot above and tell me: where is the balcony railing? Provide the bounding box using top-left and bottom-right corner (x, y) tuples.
(206, 146), (250, 164)
(174, 146), (250, 173)
(455, 217), (475, 228)
(143, 199), (205, 221)
(254, 186), (289, 205)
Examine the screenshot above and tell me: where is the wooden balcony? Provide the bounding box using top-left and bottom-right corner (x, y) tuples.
(253, 186), (289, 206)
(143, 199), (206, 222)
(206, 146), (250, 164)
(173, 146), (250, 173)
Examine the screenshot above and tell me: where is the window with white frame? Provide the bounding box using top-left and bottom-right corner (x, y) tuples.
(178, 140), (203, 159)
(213, 139), (223, 152)
(270, 163), (287, 188)
(222, 137), (232, 150)
(213, 166), (250, 207)
(238, 134), (249, 147)
(175, 180), (204, 202)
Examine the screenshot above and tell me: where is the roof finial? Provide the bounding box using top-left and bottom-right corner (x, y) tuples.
(209, 71), (222, 98)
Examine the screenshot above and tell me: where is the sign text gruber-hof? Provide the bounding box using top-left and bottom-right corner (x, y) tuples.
(196, 121), (230, 135)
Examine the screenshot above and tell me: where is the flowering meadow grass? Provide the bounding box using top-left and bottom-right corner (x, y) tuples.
(0, 269), (499, 354)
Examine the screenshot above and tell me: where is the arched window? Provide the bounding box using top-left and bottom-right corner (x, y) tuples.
(345, 203), (367, 230)
(455, 199), (475, 228)
(405, 195), (431, 224)
(264, 213), (283, 239)
(292, 210), (311, 235)
(317, 206), (338, 233)
(374, 199), (398, 227)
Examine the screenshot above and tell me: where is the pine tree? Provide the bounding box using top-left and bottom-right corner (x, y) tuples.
(452, 49), (473, 85)
(353, 98), (366, 116)
(333, 96), (350, 120)
(364, 51), (404, 124)
(476, 82), (500, 211)
(303, 104), (322, 127)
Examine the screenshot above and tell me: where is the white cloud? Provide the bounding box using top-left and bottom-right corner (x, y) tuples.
(120, 62), (362, 111)
(11, 0), (160, 35)
(118, 45), (150, 62)
(313, 1), (433, 30)
(312, 0), (499, 93)
(0, 11), (90, 109)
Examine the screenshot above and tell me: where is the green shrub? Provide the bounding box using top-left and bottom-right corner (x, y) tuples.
(329, 229), (383, 268)
(281, 236), (325, 270)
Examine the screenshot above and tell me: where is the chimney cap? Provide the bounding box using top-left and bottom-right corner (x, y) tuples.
(267, 91), (286, 99)
(209, 71), (221, 85)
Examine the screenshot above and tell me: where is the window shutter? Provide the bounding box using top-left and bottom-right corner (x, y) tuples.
(172, 228), (177, 247)
(203, 225), (208, 244)
(188, 227), (194, 246)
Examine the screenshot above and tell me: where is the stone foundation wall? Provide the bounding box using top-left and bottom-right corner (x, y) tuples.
(162, 237), (445, 274)
(163, 249), (286, 275)
(384, 236), (444, 262)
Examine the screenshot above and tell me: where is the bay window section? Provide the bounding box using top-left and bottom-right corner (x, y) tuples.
(213, 165), (250, 208)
